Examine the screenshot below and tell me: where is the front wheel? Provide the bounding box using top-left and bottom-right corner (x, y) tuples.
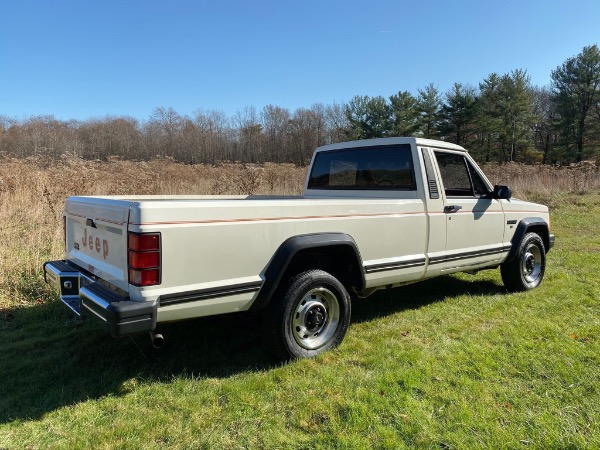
(501, 232), (546, 292)
(269, 270), (351, 359)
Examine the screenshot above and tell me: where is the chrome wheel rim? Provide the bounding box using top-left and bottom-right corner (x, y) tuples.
(292, 287), (340, 350)
(522, 243), (542, 283)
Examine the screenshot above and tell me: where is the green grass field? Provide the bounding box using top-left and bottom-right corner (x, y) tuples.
(1, 192), (599, 449)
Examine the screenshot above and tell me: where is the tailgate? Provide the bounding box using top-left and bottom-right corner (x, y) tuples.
(65, 197), (132, 292)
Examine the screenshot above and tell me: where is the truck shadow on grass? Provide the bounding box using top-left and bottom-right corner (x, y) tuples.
(0, 275), (505, 424)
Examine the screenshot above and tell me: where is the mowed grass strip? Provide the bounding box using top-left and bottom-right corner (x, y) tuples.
(0, 177), (598, 448)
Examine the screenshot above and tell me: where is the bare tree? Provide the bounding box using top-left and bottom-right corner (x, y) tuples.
(261, 105), (291, 162)
(324, 101), (349, 144)
(233, 106), (264, 163)
(288, 107), (327, 166)
(193, 109), (233, 163)
(144, 107), (187, 160)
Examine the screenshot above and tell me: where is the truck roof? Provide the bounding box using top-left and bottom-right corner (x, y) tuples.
(315, 137), (467, 153)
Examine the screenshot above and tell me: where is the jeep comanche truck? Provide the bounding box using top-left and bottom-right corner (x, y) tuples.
(44, 137), (554, 358)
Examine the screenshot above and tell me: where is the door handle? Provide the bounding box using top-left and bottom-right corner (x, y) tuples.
(444, 205), (462, 213)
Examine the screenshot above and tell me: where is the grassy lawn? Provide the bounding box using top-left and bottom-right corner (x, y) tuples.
(0, 192), (598, 449)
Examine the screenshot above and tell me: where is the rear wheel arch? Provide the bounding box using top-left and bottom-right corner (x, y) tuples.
(251, 233), (365, 311)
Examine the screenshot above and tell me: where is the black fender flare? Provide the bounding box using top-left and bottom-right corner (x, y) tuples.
(505, 217), (553, 262)
(250, 233), (365, 311)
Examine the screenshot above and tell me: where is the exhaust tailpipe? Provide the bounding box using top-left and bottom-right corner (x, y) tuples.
(149, 331), (165, 349)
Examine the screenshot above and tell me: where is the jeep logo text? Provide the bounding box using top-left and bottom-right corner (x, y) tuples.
(82, 228), (109, 259)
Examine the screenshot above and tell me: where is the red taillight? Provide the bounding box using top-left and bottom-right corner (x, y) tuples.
(128, 251), (160, 269)
(128, 232), (161, 286)
(128, 268), (161, 286)
(128, 233), (160, 251)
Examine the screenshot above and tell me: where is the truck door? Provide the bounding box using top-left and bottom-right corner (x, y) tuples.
(432, 150), (506, 272)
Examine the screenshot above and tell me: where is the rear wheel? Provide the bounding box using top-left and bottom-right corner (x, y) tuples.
(501, 232), (546, 292)
(269, 270), (351, 359)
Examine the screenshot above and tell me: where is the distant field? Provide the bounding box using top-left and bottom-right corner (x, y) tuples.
(0, 158), (599, 448)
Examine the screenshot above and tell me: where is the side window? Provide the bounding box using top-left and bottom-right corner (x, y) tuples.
(434, 152), (489, 197)
(434, 152), (472, 196)
(308, 145), (416, 190)
(467, 161), (490, 196)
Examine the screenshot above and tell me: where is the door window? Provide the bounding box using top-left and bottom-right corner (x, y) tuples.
(434, 152), (490, 197)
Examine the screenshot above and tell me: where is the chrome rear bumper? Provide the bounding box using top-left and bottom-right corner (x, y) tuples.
(43, 260), (157, 337)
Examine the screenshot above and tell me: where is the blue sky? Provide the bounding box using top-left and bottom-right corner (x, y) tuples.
(1, 0), (599, 121)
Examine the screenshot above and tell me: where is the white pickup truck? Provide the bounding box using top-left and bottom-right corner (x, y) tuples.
(44, 137), (554, 358)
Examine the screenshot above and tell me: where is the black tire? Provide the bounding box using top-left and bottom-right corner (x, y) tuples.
(501, 232), (546, 292)
(268, 269), (351, 359)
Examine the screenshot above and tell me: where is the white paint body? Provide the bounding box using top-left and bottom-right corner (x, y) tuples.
(63, 138), (550, 323)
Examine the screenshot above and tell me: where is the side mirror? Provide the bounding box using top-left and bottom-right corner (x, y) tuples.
(493, 185), (512, 200)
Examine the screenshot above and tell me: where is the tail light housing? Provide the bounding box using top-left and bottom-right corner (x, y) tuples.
(128, 232), (161, 286)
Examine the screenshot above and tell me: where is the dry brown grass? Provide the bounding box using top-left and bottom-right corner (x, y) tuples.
(0, 156), (598, 311)
(483, 161), (600, 206)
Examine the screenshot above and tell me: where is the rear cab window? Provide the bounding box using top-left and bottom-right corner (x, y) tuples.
(308, 145), (416, 191)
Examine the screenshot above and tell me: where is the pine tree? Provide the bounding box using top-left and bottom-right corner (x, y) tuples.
(344, 95), (392, 139)
(389, 91), (419, 137)
(439, 83), (478, 146)
(416, 84), (441, 139)
(551, 45), (600, 162)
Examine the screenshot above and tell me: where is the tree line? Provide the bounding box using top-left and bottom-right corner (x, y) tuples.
(1, 45), (598, 166)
